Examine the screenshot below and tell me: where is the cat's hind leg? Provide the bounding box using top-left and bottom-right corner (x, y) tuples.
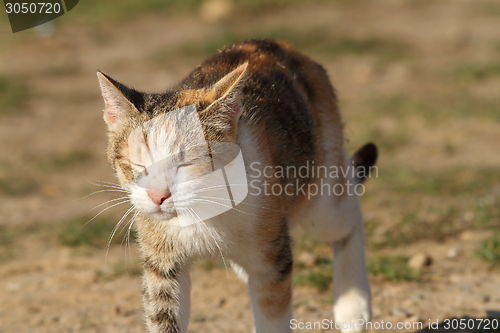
(332, 220), (371, 333)
(294, 193), (371, 333)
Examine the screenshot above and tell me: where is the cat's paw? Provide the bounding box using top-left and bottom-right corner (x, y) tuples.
(333, 289), (371, 333)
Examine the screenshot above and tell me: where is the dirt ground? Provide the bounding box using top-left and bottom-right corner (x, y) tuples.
(1, 1), (500, 332)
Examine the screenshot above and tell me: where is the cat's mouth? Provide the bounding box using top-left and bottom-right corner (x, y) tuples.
(146, 205), (178, 221)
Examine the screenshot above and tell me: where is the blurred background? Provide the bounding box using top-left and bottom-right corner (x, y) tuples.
(1, 0), (500, 332)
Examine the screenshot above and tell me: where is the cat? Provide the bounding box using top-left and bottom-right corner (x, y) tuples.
(97, 39), (377, 333)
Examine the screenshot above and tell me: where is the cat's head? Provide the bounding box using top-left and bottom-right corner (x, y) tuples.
(97, 63), (249, 223)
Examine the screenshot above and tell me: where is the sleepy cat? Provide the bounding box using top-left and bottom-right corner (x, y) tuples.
(97, 39), (377, 333)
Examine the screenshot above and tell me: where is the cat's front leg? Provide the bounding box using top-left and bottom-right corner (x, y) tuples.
(142, 258), (191, 333)
(243, 227), (294, 333)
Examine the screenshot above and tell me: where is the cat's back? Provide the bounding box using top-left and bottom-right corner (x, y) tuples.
(179, 39), (344, 169)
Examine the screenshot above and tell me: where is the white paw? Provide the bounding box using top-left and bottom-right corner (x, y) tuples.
(333, 289), (371, 333)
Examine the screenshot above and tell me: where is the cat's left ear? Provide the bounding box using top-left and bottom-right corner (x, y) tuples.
(97, 71), (142, 132)
(207, 62), (249, 130)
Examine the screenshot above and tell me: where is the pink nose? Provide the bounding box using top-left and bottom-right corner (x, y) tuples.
(146, 189), (171, 206)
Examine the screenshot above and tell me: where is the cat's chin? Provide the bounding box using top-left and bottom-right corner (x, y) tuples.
(144, 210), (178, 221)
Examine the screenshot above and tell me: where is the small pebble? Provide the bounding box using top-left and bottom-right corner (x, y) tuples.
(404, 316), (421, 324)
(216, 297), (226, 308)
(411, 293), (424, 300)
(460, 230), (474, 240)
(408, 253), (432, 270)
(447, 247), (463, 258)
(391, 308), (411, 318)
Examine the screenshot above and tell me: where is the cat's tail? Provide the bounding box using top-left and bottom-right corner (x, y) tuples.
(352, 142), (378, 184)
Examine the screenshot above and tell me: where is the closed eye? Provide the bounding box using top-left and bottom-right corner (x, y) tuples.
(116, 156), (149, 177)
(130, 161), (148, 176)
(176, 154), (212, 171)
(177, 163), (193, 171)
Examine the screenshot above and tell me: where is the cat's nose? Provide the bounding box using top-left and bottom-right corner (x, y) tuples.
(146, 189), (171, 205)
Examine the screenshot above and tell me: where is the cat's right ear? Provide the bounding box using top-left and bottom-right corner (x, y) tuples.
(97, 71), (141, 132)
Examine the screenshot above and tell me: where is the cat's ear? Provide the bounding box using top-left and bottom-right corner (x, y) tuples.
(207, 62), (249, 130)
(97, 71), (142, 132)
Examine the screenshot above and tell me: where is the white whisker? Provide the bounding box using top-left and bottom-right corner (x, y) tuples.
(81, 200), (130, 231)
(196, 195), (284, 213)
(191, 184), (250, 194)
(190, 198), (256, 216)
(87, 179), (129, 191)
(95, 180), (126, 187)
(105, 206), (135, 263)
(182, 207), (229, 278)
(125, 211), (139, 263)
(88, 196), (130, 212)
(76, 189), (128, 201)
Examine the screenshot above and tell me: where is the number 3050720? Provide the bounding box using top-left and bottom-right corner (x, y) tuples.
(5, 3), (62, 14)
(443, 318), (499, 330)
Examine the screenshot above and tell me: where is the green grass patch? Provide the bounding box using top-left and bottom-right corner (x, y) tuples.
(69, 0), (205, 21)
(317, 37), (410, 59)
(363, 125), (410, 154)
(0, 224), (43, 242)
(0, 225), (17, 261)
(380, 167), (500, 197)
(64, 0), (329, 23)
(364, 166), (500, 248)
(367, 255), (419, 281)
(474, 1), (500, 17)
(0, 75), (30, 116)
(455, 63), (500, 81)
(0, 176), (38, 196)
(152, 27), (411, 66)
(369, 95), (431, 119)
(447, 96), (500, 122)
(367, 199), (500, 249)
(36, 150), (92, 171)
(199, 258), (226, 271)
(350, 94), (500, 133)
(475, 234), (500, 263)
(293, 237), (333, 292)
(294, 267), (332, 292)
(0, 224), (45, 261)
(58, 216), (134, 248)
(474, 197), (499, 228)
(0, 225), (17, 246)
(367, 207), (462, 249)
